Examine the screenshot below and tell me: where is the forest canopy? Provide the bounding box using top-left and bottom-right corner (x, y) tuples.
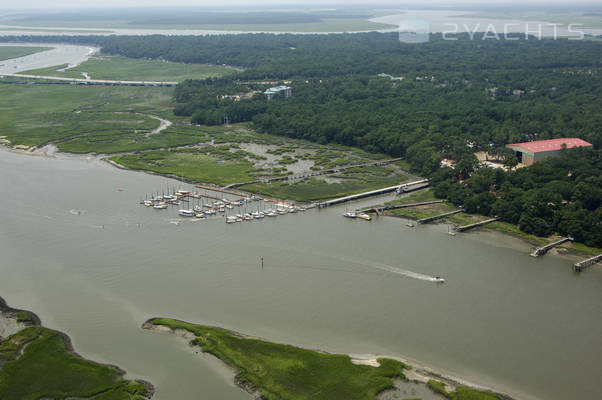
(4, 32), (600, 245)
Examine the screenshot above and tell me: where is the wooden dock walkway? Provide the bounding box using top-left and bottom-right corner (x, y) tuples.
(364, 200), (443, 214)
(456, 217), (500, 232)
(195, 184), (246, 199)
(417, 209), (463, 224)
(316, 179), (427, 208)
(574, 254), (602, 272)
(530, 237), (573, 257)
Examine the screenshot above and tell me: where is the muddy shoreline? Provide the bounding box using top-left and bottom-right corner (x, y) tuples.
(0, 295), (155, 399)
(143, 317), (517, 400)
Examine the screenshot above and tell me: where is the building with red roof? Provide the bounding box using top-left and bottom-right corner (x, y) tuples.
(506, 138), (593, 166)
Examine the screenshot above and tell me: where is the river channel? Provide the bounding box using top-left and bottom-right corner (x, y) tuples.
(0, 147), (601, 400)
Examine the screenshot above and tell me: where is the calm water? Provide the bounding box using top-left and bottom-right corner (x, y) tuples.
(0, 148), (601, 400)
(0, 43), (97, 73)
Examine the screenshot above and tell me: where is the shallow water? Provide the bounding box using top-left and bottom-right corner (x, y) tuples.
(0, 147), (600, 400)
(0, 43), (97, 74)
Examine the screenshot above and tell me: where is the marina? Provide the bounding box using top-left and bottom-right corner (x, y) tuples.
(140, 185), (311, 223)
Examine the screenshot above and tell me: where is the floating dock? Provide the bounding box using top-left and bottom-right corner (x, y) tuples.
(530, 237), (573, 257)
(455, 217), (500, 232)
(574, 254), (602, 272)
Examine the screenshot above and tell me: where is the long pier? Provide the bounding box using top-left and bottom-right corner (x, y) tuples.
(574, 254), (602, 272)
(195, 184), (246, 199)
(1, 73), (178, 87)
(317, 180), (429, 208)
(317, 185), (401, 208)
(455, 217), (500, 232)
(364, 200), (443, 214)
(417, 209), (463, 224)
(530, 237), (574, 257)
(396, 179), (430, 193)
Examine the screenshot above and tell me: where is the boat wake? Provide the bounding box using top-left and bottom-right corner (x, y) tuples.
(363, 260), (442, 282)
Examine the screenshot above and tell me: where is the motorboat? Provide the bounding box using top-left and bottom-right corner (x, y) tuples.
(178, 209), (194, 217)
(343, 211), (357, 218)
(434, 277), (445, 283)
(358, 213), (372, 221)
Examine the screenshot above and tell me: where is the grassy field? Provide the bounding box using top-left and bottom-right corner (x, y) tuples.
(147, 318), (501, 400)
(20, 55), (237, 82)
(242, 173), (405, 202)
(0, 82), (409, 201)
(111, 151), (254, 185)
(0, 327), (151, 400)
(147, 318), (408, 400)
(0, 46), (51, 61)
(0, 83), (174, 148)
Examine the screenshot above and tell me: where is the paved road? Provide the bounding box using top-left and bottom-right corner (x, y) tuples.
(1, 73), (178, 87)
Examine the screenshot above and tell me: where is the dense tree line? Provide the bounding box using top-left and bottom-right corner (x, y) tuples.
(175, 71), (600, 175)
(432, 148), (601, 247)
(3, 32), (602, 79)
(4, 33), (600, 244)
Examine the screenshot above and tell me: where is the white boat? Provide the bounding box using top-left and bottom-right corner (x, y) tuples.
(153, 202), (168, 209)
(266, 212), (278, 217)
(343, 211), (357, 218)
(358, 213), (372, 221)
(179, 209), (194, 217)
(434, 277), (445, 283)
(226, 216), (237, 224)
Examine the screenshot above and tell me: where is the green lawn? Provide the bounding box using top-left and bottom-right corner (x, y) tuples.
(19, 56), (238, 82)
(0, 46), (51, 61)
(0, 327), (151, 400)
(147, 318), (408, 400)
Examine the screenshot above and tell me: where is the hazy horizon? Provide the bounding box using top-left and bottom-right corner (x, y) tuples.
(1, 1), (600, 12)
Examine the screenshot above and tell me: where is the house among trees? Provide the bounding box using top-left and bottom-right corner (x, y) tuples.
(264, 85), (292, 100)
(506, 138), (593, 166)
